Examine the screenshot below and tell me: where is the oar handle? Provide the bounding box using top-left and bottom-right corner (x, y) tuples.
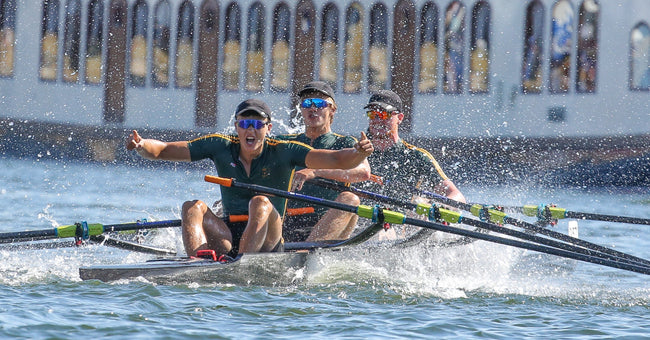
(205, 175), (233, 187)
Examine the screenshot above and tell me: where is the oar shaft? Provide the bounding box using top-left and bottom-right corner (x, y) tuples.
(0, 219), (182, 244)
(309, 178), (399, 207)
(401, 215), (650, 276)
(501, 216), (650, 267)
(102, 219), (182, 232)
(208, 176), (650, 276)
(206, 176), (359, 214)
(511, 204), (650, 226)
(565, 211), (650, 225)
(0, 230), (57, 243)
(416, 190), (650, 267)
(459, 215), (650, 269)
(311, 178), (650, 269)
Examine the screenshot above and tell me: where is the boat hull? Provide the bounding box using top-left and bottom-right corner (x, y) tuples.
(78, 222), (470, 285)
(80, 252), (309, 285)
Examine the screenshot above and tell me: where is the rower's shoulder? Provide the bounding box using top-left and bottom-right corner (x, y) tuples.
(400, 140), (436, 161)
(328, 132), (358, 148)
(266, 136), (312, 149)
(330, 132), (357, 141)
(189, 133), (238, 144)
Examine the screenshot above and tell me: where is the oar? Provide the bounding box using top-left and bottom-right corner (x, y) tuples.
(205, 175), (650, 276)
(0, 219), (182, 244)
(309, 178), (650, 269)
(284, 220), (385, 251)
(487, 204), (650, 226)
(0, 235), (177, 256)
(310, 178), (478, 247)
(405, 187), (650, 268)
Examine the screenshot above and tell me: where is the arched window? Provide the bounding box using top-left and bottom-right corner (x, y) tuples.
(62, 0), (81, 83)
(630, 22), (650, 90)
(223, 2), (241, 91)
(175, 0), (194, 88)
(576, 0), (599, 93)
(319, 3), (338, 88)
(343, 2), (363, 93)
(521, 0), (544, 93)
(549, 0), (573, 94)
(469, 1), (490, 93)
(0, 0), (17, 77)
(40, 0), (60, 81)
(443, 1), (465, 94)
(245, 2), (265, 92)
(85, 0), (104, 84)
(418, 2), (438, 93)
(368, 3), (388, 92)
(271, 3), (290, 92)
(130, 0), (148, 87)
(152, 0), (170, 87)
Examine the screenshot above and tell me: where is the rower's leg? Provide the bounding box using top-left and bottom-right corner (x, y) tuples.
(238, 195), (282, 253)
(181, 200), (231, 256)
(305, 191), (360, 241)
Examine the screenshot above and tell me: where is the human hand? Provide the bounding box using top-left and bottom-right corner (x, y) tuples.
(354, 132), (373, 157)
(126, 130), (144, 151)
(291, 168), (316, 191)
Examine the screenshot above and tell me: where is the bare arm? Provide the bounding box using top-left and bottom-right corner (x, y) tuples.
(433, 179), (466, 203)
(126, 130), (191, 161)
(305, 132), (373, 170)
(312, 158), (371, 183)
(291, 159), (370, 191)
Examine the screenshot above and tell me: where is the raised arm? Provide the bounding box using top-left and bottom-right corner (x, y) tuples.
(304, 132), (373, 170)
(126, 130), (191, 161)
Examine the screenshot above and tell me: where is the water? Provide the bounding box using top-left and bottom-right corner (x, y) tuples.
(1, 157), (649, 338)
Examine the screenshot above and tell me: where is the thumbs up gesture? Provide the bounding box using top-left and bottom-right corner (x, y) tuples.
(354, 131), (373, 157)
(126, 130), (144, 151)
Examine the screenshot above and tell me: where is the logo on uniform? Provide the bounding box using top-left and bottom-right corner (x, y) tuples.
(261, 167), (270, 177)
(230, 162), (237, 168)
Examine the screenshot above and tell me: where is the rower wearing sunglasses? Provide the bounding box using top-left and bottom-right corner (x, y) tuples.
(126, 98), (373, 260)
(276, 81), (371, 242)
(363, 90), (466, 204)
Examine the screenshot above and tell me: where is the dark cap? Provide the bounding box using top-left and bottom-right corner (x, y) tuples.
(364, 90), (402, 112)
(234, 98), (271, 120)
(298, 81), (335, 101)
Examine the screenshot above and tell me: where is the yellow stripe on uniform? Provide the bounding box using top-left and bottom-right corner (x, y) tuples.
(266, 137), (313, 149)
(401, 140), (449, 181)
(189, 133), (239, 144)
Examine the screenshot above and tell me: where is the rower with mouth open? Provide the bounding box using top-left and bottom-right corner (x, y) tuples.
(126, 98), (373, 259)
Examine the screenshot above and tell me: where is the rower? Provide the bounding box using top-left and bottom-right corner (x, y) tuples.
(126, 98), (373, 258)
(362, 90), (466, 204)
(276, 81), (371, 242)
